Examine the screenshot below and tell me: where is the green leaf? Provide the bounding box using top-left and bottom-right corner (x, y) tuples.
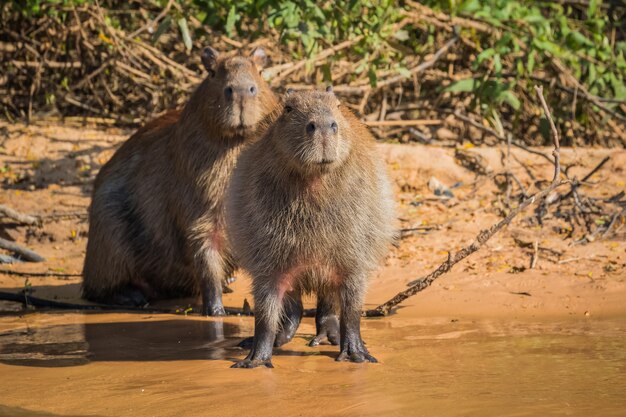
(225, 5), (238, 35)
(368, 67), (378, 87)
(527, 50), (536, 74)
(588, 0), (599, 17)
(498, 90), (521, 110)
(397, 66), (411, 78)
(445, 78), (476, 93)
(476, 48), (496, 65)
(494, 53), (502, 74)
(393, 30), (409, 41)
(151, 15), (171, 44)
(566, 31), (594, 49)
(177, 17), (192, 51)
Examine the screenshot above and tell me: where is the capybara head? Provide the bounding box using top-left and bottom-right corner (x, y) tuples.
(200, 46), (274, 137)
(271, 88), (352, 174)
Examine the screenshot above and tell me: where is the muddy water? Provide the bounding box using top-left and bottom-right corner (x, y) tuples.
(0, 313), (624, 417)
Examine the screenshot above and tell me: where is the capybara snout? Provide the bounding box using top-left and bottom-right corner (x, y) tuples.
(202, 47), (269, 133)
(274, 90), (352, 170)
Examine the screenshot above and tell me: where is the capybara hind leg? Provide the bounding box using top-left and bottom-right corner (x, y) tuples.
(274, 291), (303, 347)
(309, 291), (339, 347)
(238, 291), (302, 348)
(336, 274), (377, 363)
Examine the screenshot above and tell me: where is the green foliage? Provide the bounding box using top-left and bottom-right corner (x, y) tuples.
(4, 0), (624, 140)
(427, 0), (625, 116)
(191, 0), (403, 84)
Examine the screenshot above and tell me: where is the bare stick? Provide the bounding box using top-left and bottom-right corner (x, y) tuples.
(128, 0), (174, 38)
(450, 110), (564, 173)
(534, 85), (561, 182)
(0, 205), (40, 226)
(557, 155), (610, 202)
(365, 85), (565, 317)
(530, 240), (539, 269)
(373, 36), (458, 89)
(267, 36), (364, 85)
(0, 238), (45, 262)
(551, 57), (626, 123)
(0, 269), (81, 278)
(365, 119), (442, 127)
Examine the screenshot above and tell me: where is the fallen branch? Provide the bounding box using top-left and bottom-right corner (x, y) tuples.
(0, 204), (40, 226)
(365, 85), (565, 317)
(0, 291), (285, 317)
(0, 238), (45, 262)
(0, 269), (81, 278)
(0, 291), (171, 312)
(558, 155), (610, 201)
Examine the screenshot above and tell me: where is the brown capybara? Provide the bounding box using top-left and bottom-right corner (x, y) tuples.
(226, 88), (395, 367)
(82, 47), (278, 316)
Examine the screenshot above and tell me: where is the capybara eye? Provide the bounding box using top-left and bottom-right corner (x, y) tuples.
(285, 105), (293, 113)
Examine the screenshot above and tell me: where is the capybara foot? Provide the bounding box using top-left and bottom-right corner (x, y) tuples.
(231, 359), (273, 369)
(336, 344), (377, 363)
(309, 315), (340, 347)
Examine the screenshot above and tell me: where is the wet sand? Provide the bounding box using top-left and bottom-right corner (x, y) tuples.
(0, 121), (625, 416)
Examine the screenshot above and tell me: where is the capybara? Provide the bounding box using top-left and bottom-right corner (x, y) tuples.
(82, 47), (277, 316)
(226, 88), (395, 367)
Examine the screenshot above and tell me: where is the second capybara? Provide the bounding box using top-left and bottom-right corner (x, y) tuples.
(226, 88), (395, 367)
(82, 46), (278, 315)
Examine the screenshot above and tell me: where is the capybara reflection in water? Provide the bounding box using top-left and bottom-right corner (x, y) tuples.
(226, 88), (395, 367)
(82, 47), (278, 316)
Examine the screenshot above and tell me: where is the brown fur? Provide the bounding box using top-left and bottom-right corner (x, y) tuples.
(226, 90), (395, 367)
(82, 48), (277, 315)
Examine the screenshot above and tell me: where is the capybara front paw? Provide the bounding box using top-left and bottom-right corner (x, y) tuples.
(231, 359), (274, 369)
(336, 347), (378, 363)
(309, 317), (340, 347)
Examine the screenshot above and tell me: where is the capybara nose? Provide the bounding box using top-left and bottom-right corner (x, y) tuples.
(224, 86), (234, 100)
(330, 120), (338, 134)
(306, 122), (316, 135)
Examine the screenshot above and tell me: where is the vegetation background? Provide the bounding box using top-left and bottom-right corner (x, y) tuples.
(1, 0), (625, 147)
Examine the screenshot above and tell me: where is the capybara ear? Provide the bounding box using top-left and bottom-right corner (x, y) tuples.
(326, 85), (334, 94)
(201, 46), (219, 74)
(251, 47), (268, 69)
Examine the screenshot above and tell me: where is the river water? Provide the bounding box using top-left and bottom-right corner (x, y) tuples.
(0, 312), (624, 417)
